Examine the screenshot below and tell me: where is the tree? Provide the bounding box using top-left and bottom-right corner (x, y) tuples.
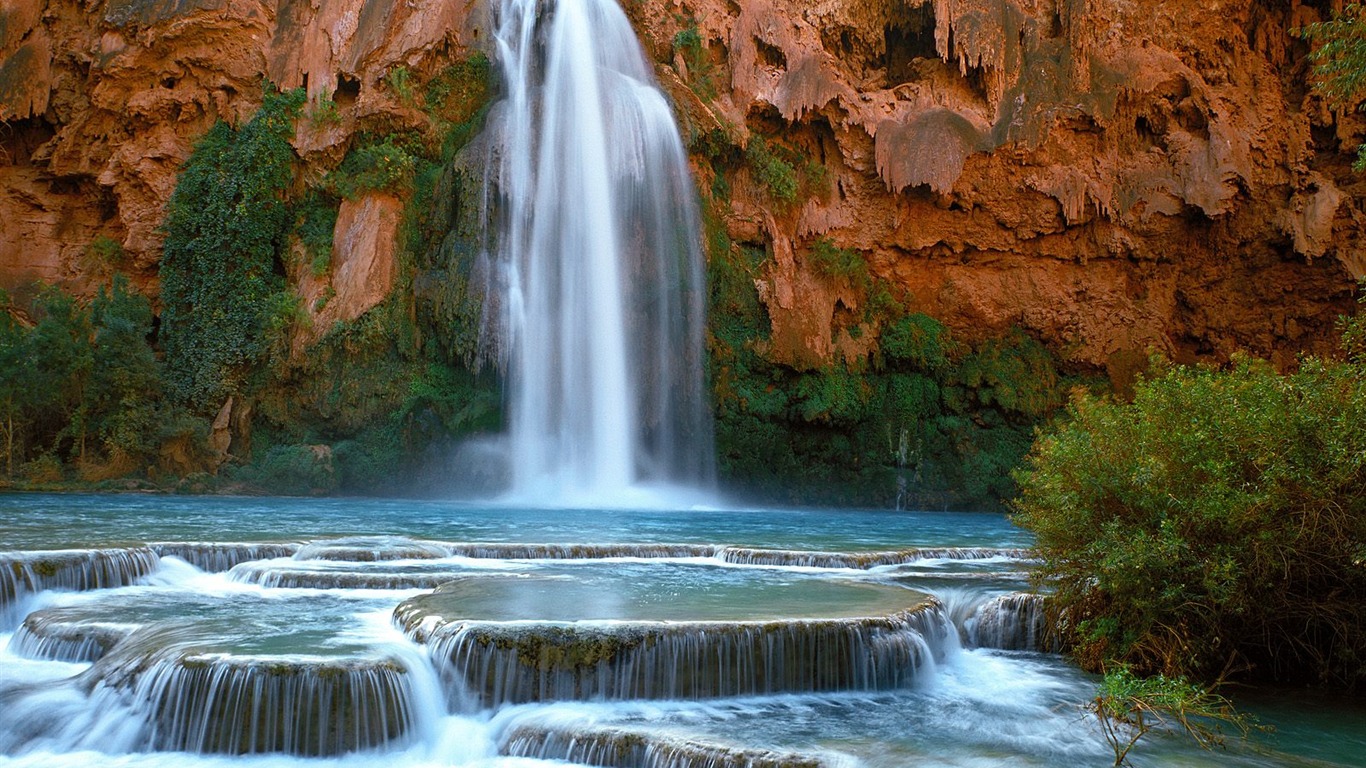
(0, 295), (32, 477)
(26, 287), (94, 462)
(89, 275), (161, 466)
(1300, 4), (1366, 169)
(1012, 353), (1366, 688)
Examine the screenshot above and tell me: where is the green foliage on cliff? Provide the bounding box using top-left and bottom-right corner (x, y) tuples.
(1013, 344), (1366, 688)
(3, 57), (499, 495)
(706, 228), (1073, 508)
(242, 56), (500, 495)
(745, 137), (798, 203)
(160, 86), (305, 412)
(1300, 4), (1366, 170)
(326, 136), (417, 199)
(295, 190), (339, 276)
(673, 23), (717, 100)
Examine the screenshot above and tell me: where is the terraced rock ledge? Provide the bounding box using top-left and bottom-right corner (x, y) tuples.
(502, 722), (838, 768)
(397, 572), (950, 706)
(87, 634), (417, 756)
(1, 547), (160, 619)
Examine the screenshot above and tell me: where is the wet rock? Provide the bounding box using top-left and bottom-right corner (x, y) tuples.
(502, 722), (837, 768)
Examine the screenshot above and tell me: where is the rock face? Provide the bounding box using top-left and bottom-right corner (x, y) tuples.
(0, 0), (479, 326)
(628, 0), (1366, 374)
(0, 0), (1362, 373)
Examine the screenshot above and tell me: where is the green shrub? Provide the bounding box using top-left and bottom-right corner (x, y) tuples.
(296, 191), (339, 275)
(85, 236), (127, 268)
(1091, 667), (1261, 767)
(233, 443), (337, 496)
(1299, 5), (1366, 170)
(745, 137), (797, 203)
(326, 137), (416, 199)
(881, 314), (951, 371)
(306, 93), (342, 127)
(160, 86), (305, 411)
(672, 24), (717, 100)
(1012, 354), (1366, 687)
(807, 238), (865, 284)
(21, 454), (63, 484)
(334, 424), (404, 491)
(386, 65), (416, 105)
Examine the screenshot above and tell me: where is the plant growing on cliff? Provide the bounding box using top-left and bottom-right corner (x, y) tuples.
(306, 93), (342, 128)
(745, 137), (798, 203)
(326, 136), (417, 199)
(160, 86), (305, 411)
(1300, 4), (1366, 170)
(386, 66), (417, 106)
(1012, 350), (1366, 688)
(673, 23), (717, 100)
(704, 212), (1072, 507)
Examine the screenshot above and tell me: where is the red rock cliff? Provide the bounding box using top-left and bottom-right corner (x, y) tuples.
(1, 0), (1362, 379)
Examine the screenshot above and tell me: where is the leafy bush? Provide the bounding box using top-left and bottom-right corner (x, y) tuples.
(385, 65), (416, 106)
(326, 136), (417, 199)
(306, 93), (342, 127)
(232, 444), (337, 496)
(1091, 667), (1261, 767)
(85, 236), (126, 268)
(1013, 354), (1366, 687)
(1299, 5), (1366, 169)
(160, 86), (305, 411)
(673, 24), (718, 100)
(807, 238), (865, 284)
(745, 137), (798, 203)
(881, 313), (951, 371)
(295, 190), (339, 276)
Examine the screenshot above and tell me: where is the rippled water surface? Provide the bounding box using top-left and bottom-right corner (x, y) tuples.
(1, 492), (1362, 768)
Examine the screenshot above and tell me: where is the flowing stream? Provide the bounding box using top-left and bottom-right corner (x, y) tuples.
(478, 0), (712, 505)
(2, 493), (1364, 768)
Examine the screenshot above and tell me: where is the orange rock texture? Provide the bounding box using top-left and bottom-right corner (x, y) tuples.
(0, 0), (479, 332)
(1, 0), (1363, 376)
(630, 0), (1366, 377)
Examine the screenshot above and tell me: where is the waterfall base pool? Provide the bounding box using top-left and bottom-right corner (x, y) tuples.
(1, 493), (1362, 767)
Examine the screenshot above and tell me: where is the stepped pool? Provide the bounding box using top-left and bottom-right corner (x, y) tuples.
(2, 492), (1363, 767)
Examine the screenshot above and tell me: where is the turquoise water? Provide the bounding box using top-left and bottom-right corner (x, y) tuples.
(0, 492), (1032, 550)
(0, 492), (1361, 768)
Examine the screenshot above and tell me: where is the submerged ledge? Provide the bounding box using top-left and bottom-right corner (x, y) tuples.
(501, 722), (838, 768)
(1, 547), (160, 619)
(399, 574), (950, 706)
(87, 632), (418, 756)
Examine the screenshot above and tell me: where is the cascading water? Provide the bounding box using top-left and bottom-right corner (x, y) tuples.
(5, 496), (1365, 767)
(480, 0), (713, 503)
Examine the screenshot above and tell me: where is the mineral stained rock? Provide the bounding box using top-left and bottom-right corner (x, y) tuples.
(0, 0), (1360, 377)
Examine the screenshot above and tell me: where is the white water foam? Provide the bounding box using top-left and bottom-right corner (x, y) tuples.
(479, 0), (714, 506)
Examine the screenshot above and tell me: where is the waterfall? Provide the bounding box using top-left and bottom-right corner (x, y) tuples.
(480, 0), (714, 503)
(404, 606), (953, 707)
